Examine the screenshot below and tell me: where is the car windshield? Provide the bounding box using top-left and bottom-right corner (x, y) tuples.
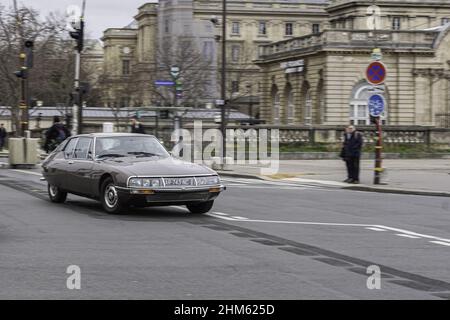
(95, 136), (170, 159)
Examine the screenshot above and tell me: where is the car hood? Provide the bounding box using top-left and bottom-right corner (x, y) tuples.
(102, 156), (216, 177)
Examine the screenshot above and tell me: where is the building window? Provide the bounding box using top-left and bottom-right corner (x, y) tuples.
(442, 18), (450, 25)
(285, 85), (295, 124)
(231, 81), (239, 93)
(231, 45), (240, 62)
(285, 23), (293, 36)
(232, 22), (240, 35)
(122, 60), (130, 75)
(392, 17), (401, 30)
(165, 19), (170, 33)
(312, 24), (320, 34)
(272, 88), (280, 124)
(304, 89), (312, 125)
(258, 21), (267, 35)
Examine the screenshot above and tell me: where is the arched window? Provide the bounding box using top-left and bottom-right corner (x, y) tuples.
(285, 83), (295, 124)
(272, 85), (280, 124)
(350, 81), (388, 125)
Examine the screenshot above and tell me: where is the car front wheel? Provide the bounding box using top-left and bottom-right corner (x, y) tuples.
(48, 183), (67, 203)
(101, 177), (125, 214)
(186, 200), (214, 214)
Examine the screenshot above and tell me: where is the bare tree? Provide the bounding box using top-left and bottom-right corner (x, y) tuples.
(97, 62), (144, 132)
(0, 4), (98, 133)
(151, 38), (214, 107)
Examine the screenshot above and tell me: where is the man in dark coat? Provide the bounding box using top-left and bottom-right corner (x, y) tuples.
(0, 123), (7, 151)
(44, 116), (71, 153)
(131, 117), (145, 134)
(341, 125), (363, 184)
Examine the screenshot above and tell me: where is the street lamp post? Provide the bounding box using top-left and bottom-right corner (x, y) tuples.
(220, 0), (227, 165)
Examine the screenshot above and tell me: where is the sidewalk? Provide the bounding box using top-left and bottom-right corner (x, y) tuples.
(218, 159), (450, 197)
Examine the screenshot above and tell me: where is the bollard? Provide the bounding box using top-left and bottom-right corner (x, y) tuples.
(103, 122), (114, 133)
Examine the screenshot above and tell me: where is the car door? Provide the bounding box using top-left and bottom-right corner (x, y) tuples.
(55, 137), (79, 191)
(66, 137), (94, 195)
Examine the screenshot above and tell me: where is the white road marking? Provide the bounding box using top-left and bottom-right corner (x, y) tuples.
(430, 241), (450, 247)
(223, 177), (321, 188)
(372, 225), (450, 244)
(12, 169), (42, 177)
(206, 211), (450, 247)
(396, 234), (421, 239)
(211, 212), (229, 216)
(366, 227), (387, 232)
(286, 177), (349, 187)
(211, 214), (373, 227)
(205, 213), (238, 221)
(225, 185), (311, 190)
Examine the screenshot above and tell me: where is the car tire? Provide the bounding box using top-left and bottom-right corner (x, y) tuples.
(100, 177), (125, 214)
(48, 183), (67, 203)
(186, 200), (214, 214)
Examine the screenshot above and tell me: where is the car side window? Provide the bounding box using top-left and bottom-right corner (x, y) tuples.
(73, 137), (92, 159)
(64, 138), (78, 159)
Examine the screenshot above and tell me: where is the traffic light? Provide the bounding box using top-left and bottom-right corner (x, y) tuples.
(24, 40), (34, 68)
(69, 20), (84, 52)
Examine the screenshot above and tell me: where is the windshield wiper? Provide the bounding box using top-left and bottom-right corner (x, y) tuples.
(127, 151), (159, 157)
(96, 153), (127, 159)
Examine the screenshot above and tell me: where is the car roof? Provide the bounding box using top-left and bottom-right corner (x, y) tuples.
(71, 133), (157, 139)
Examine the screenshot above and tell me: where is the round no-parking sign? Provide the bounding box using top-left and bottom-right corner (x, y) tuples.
(366, 61), (387, 85)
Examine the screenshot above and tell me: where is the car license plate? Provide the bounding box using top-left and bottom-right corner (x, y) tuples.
(163, 177), (195, 186)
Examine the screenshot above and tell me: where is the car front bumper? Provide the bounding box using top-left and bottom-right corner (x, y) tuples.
(115, 185), (225, 206)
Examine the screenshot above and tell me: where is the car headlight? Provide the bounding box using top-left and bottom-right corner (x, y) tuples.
(129, 178), (162, 188)
(196, 175), (220, 186)
(143, 178), (162, 187)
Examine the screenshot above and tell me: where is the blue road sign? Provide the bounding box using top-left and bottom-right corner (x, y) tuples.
(368, 94), (385, 117)
(154, 80), (174, 86)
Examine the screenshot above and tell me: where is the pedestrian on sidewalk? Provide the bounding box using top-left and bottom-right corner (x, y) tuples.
(340, 125), (363, 184)
(130, 117), (145, 134)
(44, 116), (71, 153)
(0, 123), (7, 151)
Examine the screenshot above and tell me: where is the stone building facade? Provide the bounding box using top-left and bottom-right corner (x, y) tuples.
(255, 0), (450, 127)
(100, 0), (329, 110)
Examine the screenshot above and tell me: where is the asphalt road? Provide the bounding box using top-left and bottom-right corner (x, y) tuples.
(0, 168), (449, 299)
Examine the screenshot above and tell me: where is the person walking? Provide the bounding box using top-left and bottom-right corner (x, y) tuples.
(44, 116), (71, 153)
(340, 125), (363, 184)
(0, 123), (7, 151)
(131, 117), (145, 134)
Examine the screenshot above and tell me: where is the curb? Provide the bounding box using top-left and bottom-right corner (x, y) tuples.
(343, 185), (450, 198)
(217, 171), (265, 181)
(218, 170), (450, 197)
